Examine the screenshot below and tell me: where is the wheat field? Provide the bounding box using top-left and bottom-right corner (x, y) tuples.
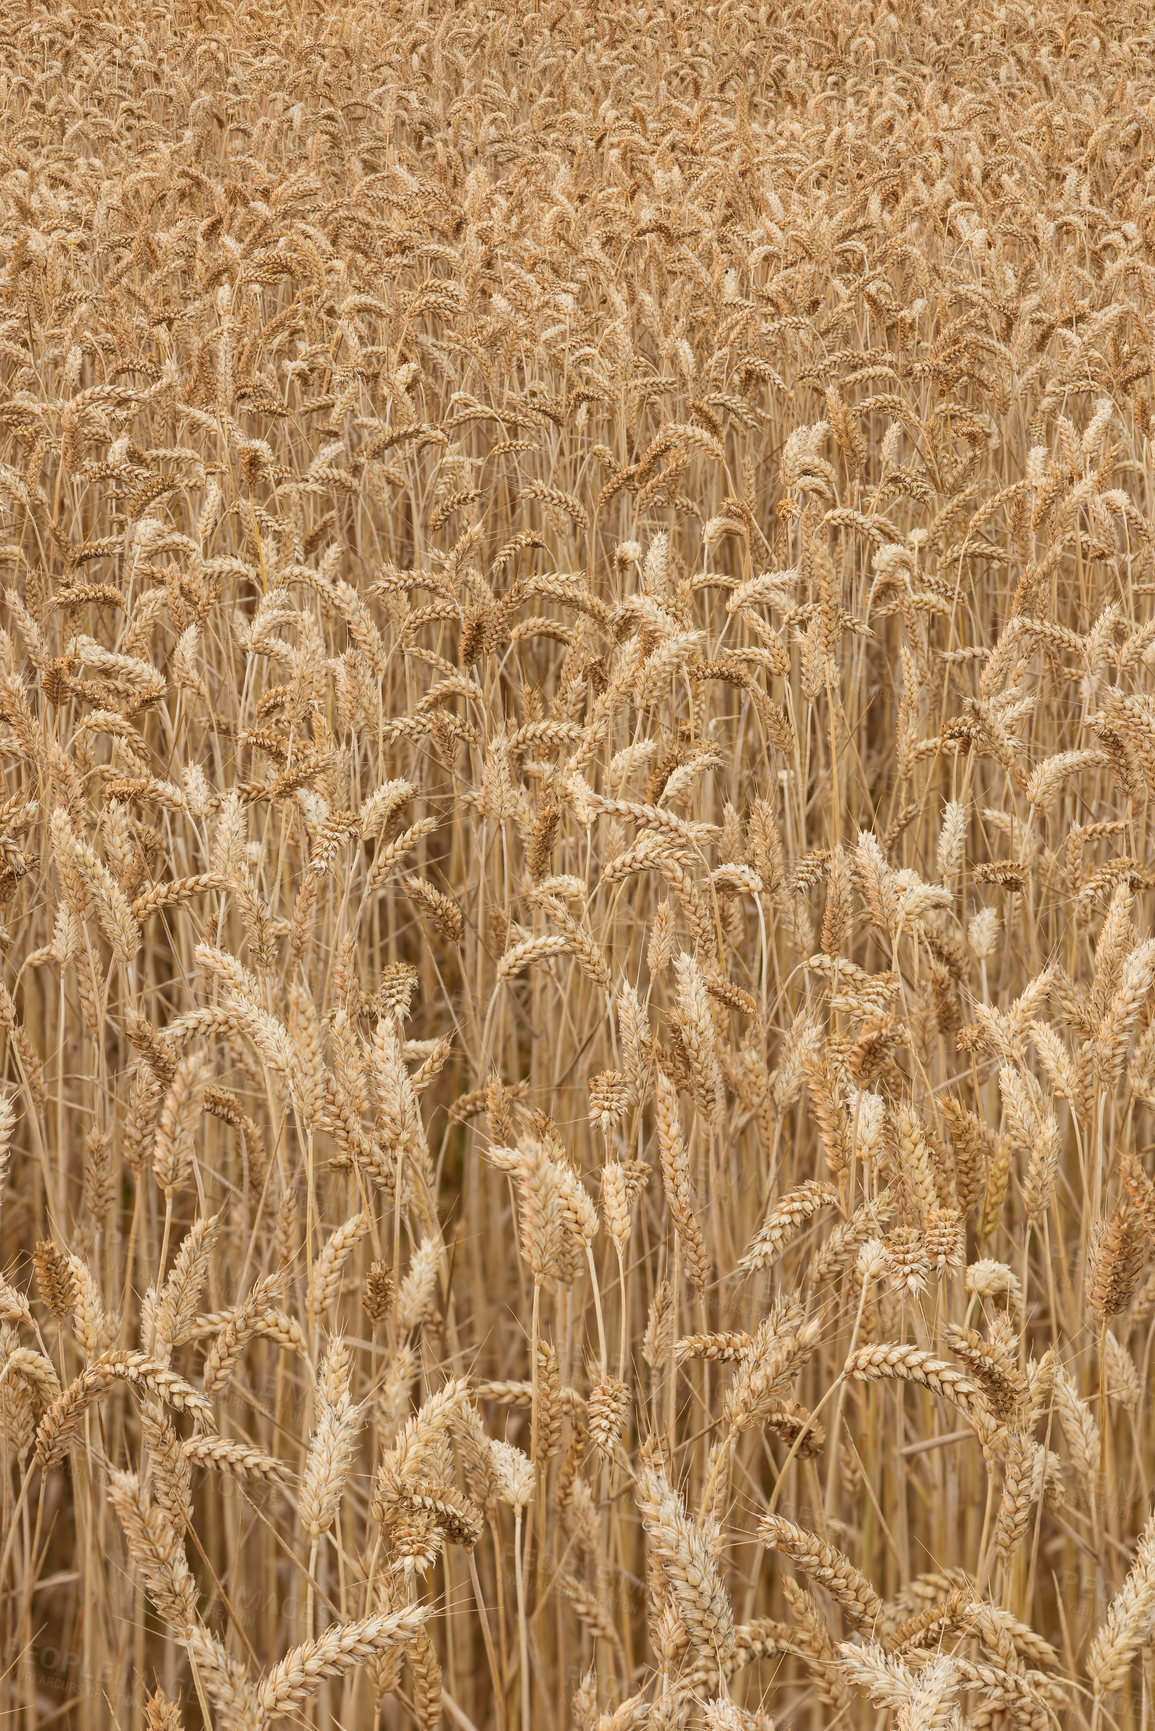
(2, 0), (1155, 1725)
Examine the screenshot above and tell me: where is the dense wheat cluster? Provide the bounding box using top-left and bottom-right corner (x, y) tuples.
(4, 0), (1155, 1726)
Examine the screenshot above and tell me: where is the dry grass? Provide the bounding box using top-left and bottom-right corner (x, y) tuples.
(2, 0), (1155, 1724)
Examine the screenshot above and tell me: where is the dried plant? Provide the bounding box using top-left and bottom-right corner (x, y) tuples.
(2, 0), (1155, 1724)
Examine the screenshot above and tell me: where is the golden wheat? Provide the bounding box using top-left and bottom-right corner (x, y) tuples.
(2, 0), (1155, 1724)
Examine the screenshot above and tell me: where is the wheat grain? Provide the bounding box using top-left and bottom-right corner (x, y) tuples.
(758, 1515), (882, 1628)
(257, 1608), (425, 1716)
(4, 2), (1155, 1721)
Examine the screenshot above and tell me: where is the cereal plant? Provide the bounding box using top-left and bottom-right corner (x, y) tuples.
(2, 0), (1155, 1727)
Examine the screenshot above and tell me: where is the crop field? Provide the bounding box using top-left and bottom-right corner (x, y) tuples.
(2, 0), (1155, 1726)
